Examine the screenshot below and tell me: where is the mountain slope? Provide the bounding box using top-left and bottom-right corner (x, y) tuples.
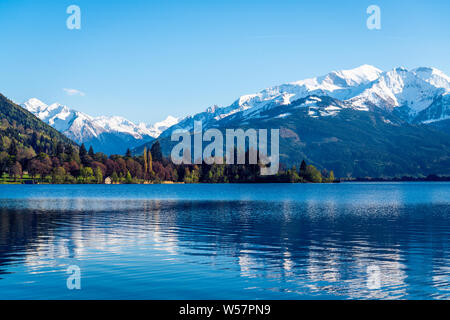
(153, 94), (450, 178)
(137, 65), (450, 178)
(413, 93), (450, 124)
(157, 65), (383, 138)
(22, 98), (179, 155)
(0, 93), (76, 156)
(156, 65), (450, 140)
(219, 95), (450, 177)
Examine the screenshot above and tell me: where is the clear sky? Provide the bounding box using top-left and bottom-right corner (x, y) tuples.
(0, 0), (449, 124)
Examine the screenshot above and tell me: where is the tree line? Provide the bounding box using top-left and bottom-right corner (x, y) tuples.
(1, 142), (335, 185)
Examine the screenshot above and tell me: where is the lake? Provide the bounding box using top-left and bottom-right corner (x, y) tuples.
(0, 183), (449, 300)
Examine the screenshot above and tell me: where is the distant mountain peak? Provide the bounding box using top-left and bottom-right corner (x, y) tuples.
(394, 66), (408, 72)
(140, 115), (181, 138)
(158, 65), (450, 139)
(206, 105), (220, 113)
(21, 98), (179, 154)
(327, 64), (383, 81)
(23, 98), (48, 112)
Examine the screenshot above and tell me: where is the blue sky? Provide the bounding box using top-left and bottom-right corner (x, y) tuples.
(0, 0), (449, 124)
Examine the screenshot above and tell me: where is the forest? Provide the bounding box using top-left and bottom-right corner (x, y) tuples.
(1, 135), (335, 185)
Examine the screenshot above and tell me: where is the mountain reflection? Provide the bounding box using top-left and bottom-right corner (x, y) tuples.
(0, 197), (449, 299)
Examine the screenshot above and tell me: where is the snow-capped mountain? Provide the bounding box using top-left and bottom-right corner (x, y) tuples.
(22, 98), (179, 155)
(141, 115), (180, 138)
(349, 67), (450, 116)
(148, 65), (450, 178)
(413, 93), (450, 124)
(160, 65), (450, 137)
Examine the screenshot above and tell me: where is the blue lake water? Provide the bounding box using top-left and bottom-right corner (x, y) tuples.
(0, 183), (449, 300)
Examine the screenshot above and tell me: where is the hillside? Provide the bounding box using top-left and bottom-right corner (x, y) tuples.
(1, 93), (76, 147)
(0, 93), (78, 177)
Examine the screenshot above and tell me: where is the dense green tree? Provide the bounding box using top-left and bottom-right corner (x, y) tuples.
(0, 151), (9, 176)
(78, 166), (94, 183)
(111, 171), (119, 183)
(125, 171), (133, 184)
(79, 143), (87, 158)
(69, 148), (81, 164)
(205, 164), (226, 183)
(8, 140), (18, 157)
(9, 161), (22, 181)
(328, 170), (335, 183)
(56, 142), (65, 156)
(52, 167), (67, 184)
(148, 149), (154, 176)
(300, 160), (307, 178)
(288, 166), (301, 183)
(143, 147), (148, 176)
(150, 141), (163, 162)
(184, 166), (200, 183)
(305, 165), (322, 183)
(94, 166), (103, 184)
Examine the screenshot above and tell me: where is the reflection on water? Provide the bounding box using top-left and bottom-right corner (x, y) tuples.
(0, 183), (449, 299)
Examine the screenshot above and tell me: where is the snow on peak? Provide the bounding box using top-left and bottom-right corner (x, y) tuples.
(206, 105), (220, 113)
(155, 115), (179, 128)
(22, 99), (80, 132)
(294, 64), (382, 89)
(412, 67), (450, 91)
(20, 65), (450, 148)
(88, 116), (150, 139)
(21, 98), (179, 148)
(220, 65), (383, 120)
(326, 64), (383, 85)
(23, 98), (48, 113)
(175, 64), (384, 126)
(164, 65), (450, 135)
(235, 65), (383, 113)
(349, 66), (450, 114)
(144, 115), (180, 138)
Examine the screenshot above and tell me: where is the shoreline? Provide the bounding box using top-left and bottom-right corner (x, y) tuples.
(2, 179), (450, 185)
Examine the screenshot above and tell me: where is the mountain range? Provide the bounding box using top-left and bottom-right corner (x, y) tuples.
(21, 98), (179, 155)
(135, 65), (450, 178)
(10, 64), (450, 178)
(155, 65), (450, 137)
